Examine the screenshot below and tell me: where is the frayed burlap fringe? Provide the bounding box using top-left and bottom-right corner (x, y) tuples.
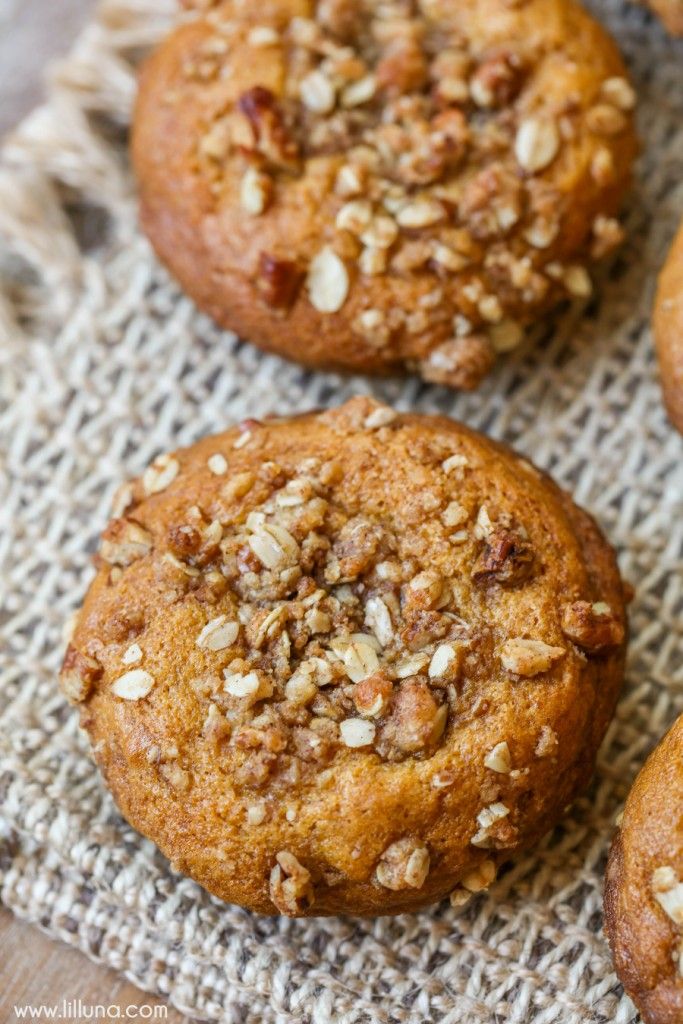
(1, 1), (682, 1021)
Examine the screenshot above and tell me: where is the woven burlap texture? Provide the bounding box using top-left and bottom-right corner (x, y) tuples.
(0, 1), (682, 1020)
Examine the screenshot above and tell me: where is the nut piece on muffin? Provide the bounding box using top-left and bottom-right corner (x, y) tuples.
(605, 715), (683, 1024)
(654, 219), (683, 435)
(133, 0), (638, 389)
(61, 397), (628, 917)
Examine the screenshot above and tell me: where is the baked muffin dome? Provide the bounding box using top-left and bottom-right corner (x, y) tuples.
(605, 716), (683, 1024)
(61, 398), (627, 916)
(133, 0), (637, 390)
(654, 218), (683, 434)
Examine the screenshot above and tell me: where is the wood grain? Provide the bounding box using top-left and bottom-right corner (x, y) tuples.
(0, 908), (189, 1023)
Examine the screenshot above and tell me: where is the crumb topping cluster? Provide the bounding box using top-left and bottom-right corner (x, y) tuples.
(171, 0), (634, 386)
(63, 405), (622, 779)
(652, 866), (683, 975)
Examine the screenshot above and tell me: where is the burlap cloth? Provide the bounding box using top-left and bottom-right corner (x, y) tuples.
(0, 1), (681, 1020)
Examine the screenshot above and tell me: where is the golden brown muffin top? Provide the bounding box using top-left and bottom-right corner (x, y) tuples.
(136, 0), (638, 387)
(62, 398), (626, 915)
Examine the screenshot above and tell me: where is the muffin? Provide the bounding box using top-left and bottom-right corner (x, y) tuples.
(133, 0), (638, 390)
(644, 0), (683, 35)
(60, 397), (627, 917)
(654, 219), (683, 435)
(605, 716), (683, 1024)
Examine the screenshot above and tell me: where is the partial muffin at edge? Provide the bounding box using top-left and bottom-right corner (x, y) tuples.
(654, 218), (683, 435)
(605, 715), (683, 1024)
(644, 0), (683, 35)
(133, 0), (638, 389)
(61, 397), (628, 916)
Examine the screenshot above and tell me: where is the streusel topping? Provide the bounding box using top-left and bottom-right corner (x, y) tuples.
(164, 0), (637, 386)
(62, 399), (623, 809)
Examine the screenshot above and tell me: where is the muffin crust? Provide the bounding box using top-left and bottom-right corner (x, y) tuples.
(644, 0), (683, 35)
(133, 0), (637, 389)
(654, 219), (683, 434)
(62, 398), (627, 916)
(605, 716), (683, 1024)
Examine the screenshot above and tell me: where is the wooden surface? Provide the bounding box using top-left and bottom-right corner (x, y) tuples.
(0, 907), (190, 1023)
(0, 4), (190, 1021)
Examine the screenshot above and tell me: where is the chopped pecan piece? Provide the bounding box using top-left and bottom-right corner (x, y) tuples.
(375, 838), (430, 890)
(470, 51), (525, 108)
(195, 570), (229, 604)
(233, 723), (287, 753)
(561, 600), (624, 653)
(500, 638), (565, 677)
(233, 749), (278, 789)
(203, 704), (231, 743)
(317, 0), (361, 38)
(430, 109), (469, 167)
(376, 39), (428, 96)
(376, 678), (448, 759)
(461, 858), (497, 894)
(651, 866), (683, 927)
(535, 725), (558, 758)
(484, 741), (512, 774)
(60, 645), (102, 704)
(459, 164), (522, 240)
(100, 519), (152, 567)
(100, 606), (145, 643)
(352, 671), (393, 717)
(241, 167), (272, 214)
(160, 763), (191, 792)
(403, 570), (448, 611)
(329, 516), (388, 580)
(256, 254), (304, 309)
(471, 802), (518, 849)
(237, 86), (299, 170)
(269, 851), (314, 915)
(591, 214), (624, 259)
(167, 523), (202, 559)
(472, 524), (534, 587)
(420, 335), (496, 391)
(399, 609), (449, 651)
(291, 725), (336, 764)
